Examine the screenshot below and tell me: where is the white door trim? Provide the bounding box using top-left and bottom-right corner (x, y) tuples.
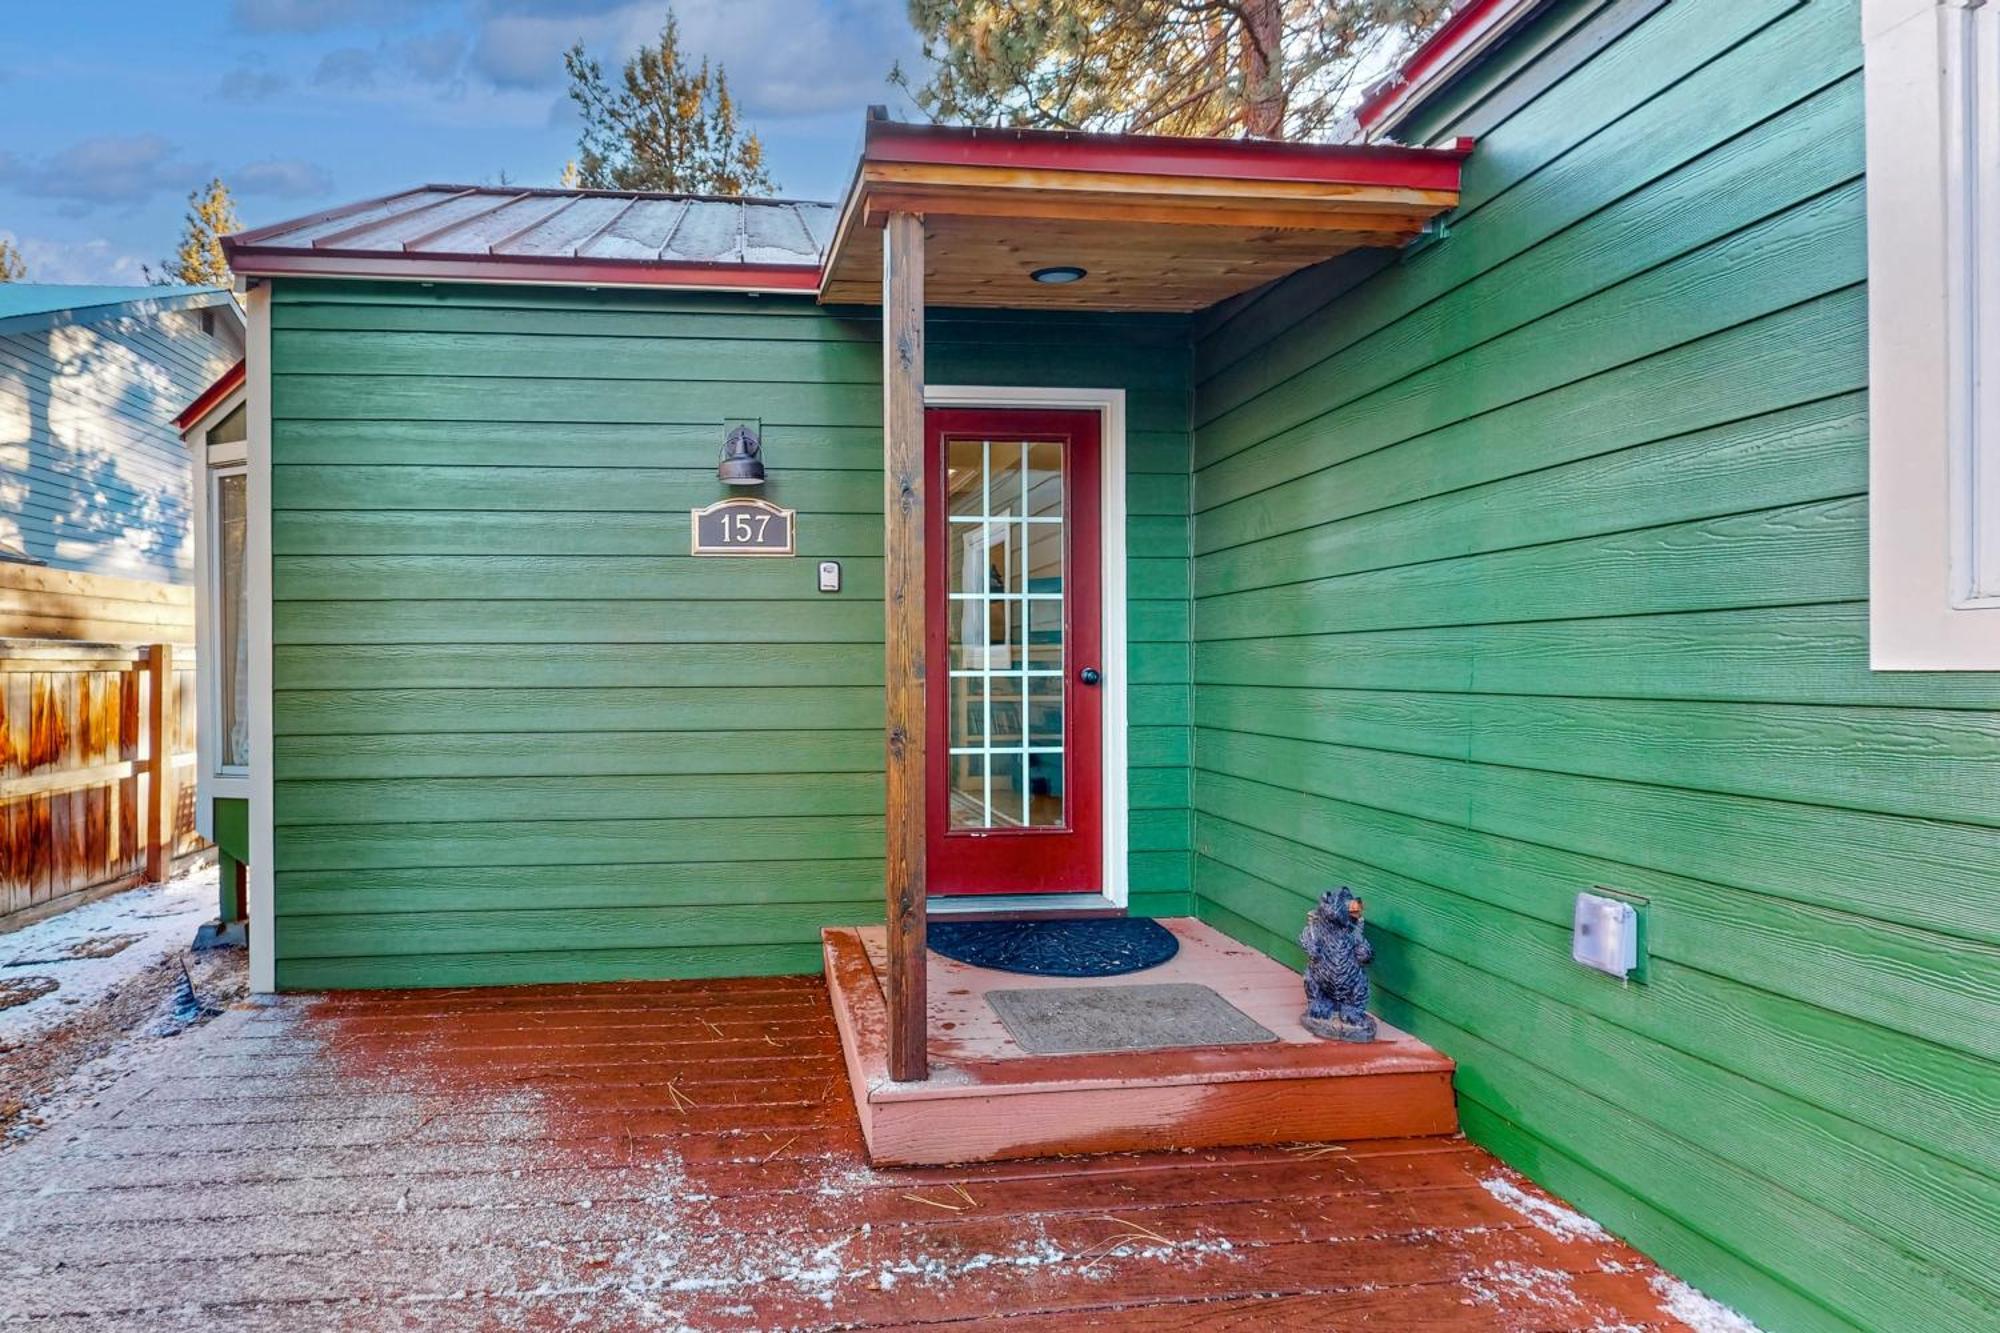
(922, 384), (1130, 909)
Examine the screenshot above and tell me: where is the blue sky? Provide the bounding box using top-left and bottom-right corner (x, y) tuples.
(0, 0), (922, 283)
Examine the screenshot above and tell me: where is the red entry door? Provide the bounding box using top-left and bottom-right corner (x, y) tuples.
(925, 408), (1103, 895)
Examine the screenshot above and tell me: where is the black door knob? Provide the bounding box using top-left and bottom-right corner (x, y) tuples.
(1078, 667), (1102, 685)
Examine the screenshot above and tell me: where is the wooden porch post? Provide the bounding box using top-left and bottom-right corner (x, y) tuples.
(882, 210), (929, 1082)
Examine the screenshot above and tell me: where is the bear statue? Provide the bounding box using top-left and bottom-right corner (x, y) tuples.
(1300, 887), (1377, 1043)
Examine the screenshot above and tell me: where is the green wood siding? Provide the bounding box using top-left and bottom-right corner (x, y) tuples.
(1190, 2), (1999, 1330)
(269, 283), (1192, 990)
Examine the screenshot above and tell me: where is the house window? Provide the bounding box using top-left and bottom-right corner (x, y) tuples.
(211, 465), (249, 772)
(207, 401), (247, 446)
(1866, 0), (2000, 668)
(205, 397), (251, 776)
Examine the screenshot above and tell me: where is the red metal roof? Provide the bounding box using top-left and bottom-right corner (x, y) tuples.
(175, 358), (246, 433)
(224, 186), (835, 291)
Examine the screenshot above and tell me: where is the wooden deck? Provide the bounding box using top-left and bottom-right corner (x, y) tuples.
(827, 920), (1459, 1165)
(0, 974), (1712, 1330)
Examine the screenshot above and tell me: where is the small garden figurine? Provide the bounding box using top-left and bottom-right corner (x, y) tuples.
(1300, 887), (1377, 1042)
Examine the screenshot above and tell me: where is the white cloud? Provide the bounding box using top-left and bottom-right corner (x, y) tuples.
(231, 0), (453, 33)
(7, 234), (152, 285)
(470, 11), (624, 89)
(402, 30), (471, 80)
(0, 135), (209, 212)
(215, 65), (293, 102)
(234, 159), (335, 198)
(463, 0), (918, 112)
(314, 46), (381, 89)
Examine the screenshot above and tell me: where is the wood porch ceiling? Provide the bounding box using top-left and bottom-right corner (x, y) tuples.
(819, 120), (1472, 312)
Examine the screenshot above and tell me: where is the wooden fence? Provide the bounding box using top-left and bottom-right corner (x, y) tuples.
(0, 640), (200, 929)
(0, 562), (195, 645)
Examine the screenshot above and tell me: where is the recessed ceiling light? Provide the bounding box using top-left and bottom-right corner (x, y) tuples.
(1030, 265), (1088, 285)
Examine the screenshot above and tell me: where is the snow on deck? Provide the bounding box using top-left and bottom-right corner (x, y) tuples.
(0, 973), (1748, 1329)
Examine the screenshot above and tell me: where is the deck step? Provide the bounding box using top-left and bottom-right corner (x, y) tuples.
(823, 919), (1458, 1167)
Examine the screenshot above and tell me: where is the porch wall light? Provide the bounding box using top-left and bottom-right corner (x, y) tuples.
(718, 422), (766, 486)
(1031, 265), (1088, 285)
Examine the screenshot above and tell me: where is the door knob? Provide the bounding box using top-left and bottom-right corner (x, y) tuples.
(1078, 667), (1102, 686)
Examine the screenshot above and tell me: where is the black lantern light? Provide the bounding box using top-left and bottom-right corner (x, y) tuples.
(718, 423), (766, 486)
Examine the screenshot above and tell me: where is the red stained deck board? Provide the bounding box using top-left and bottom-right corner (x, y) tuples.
(0, 973), (1711, 1330)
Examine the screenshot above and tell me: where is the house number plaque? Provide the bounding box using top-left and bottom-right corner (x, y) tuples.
(690, 496), (796, 556)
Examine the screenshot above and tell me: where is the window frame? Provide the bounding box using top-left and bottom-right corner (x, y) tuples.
(1866, 0), (2000, 668)
(208, 457), (250, 780)
(192, 388), (254, 801)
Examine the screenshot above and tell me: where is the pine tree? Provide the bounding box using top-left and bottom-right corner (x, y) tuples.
(892, 0), (1451, 142)
(0, 237), (25, 283)
(563, 7), (777, 196)
(155, 178), (241, 286)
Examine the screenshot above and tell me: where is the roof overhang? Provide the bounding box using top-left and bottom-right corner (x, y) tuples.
(175, 359), (246, 435)
(1356, 0), (1551, 140)
(819, 120), (1471, 312)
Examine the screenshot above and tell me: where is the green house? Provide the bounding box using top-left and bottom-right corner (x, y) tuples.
(182, 1), (2000, 1328)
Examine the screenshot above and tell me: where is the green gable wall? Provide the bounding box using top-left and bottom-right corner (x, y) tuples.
(1189, 2), (1999, 1330)
(268, 281), (1192, 990)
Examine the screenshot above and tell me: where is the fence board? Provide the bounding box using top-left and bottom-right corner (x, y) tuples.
(0, 564), (194, 644)
(0, 639), (201, 929)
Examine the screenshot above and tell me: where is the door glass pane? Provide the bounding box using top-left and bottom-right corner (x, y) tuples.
(1025, 597), (1063, 671)
(944, 434), (1065, 829)
(948, 753), (986, 829)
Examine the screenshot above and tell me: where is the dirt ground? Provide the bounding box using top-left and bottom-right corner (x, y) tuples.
(0, 866), (245, 1147)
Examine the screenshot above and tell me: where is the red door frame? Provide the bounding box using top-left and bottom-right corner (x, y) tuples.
(924, 407), (1103, 895)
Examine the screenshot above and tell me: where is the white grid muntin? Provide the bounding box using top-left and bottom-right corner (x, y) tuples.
(946, 435), (1065, 830)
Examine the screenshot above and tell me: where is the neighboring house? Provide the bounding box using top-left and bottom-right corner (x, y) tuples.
(1, 284), (244, 609)
(0, 285), (242, 926)
(201, 1), (1996, 1331)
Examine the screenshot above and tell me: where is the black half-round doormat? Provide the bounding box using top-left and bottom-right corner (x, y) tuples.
(927, 917), (1179, 977)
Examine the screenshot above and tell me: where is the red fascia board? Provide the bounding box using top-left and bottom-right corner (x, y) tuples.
(175, 359), (246, 432)
(1357, 0), (1540, 133)
(863, 119), (1472, 193)
(226, 247), (823, 293)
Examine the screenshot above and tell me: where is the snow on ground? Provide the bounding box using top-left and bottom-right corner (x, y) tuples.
(0, 862), (218, 1047)
(1479, 1169), (1766, 1333)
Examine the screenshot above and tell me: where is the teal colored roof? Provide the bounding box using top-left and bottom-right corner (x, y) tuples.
(0, 282), (238, 334)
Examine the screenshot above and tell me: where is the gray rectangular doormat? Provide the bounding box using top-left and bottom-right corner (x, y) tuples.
(986, 982), (1280, 1055)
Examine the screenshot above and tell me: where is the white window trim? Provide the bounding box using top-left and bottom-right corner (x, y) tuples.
(1867, 0), (2000, 667)
(206, 458), (251, 785)
(924, 385), (1130, 908)
(188, 392), (251, 839)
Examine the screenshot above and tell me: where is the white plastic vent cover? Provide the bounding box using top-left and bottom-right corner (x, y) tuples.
(1572, 892), (1639, 979)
